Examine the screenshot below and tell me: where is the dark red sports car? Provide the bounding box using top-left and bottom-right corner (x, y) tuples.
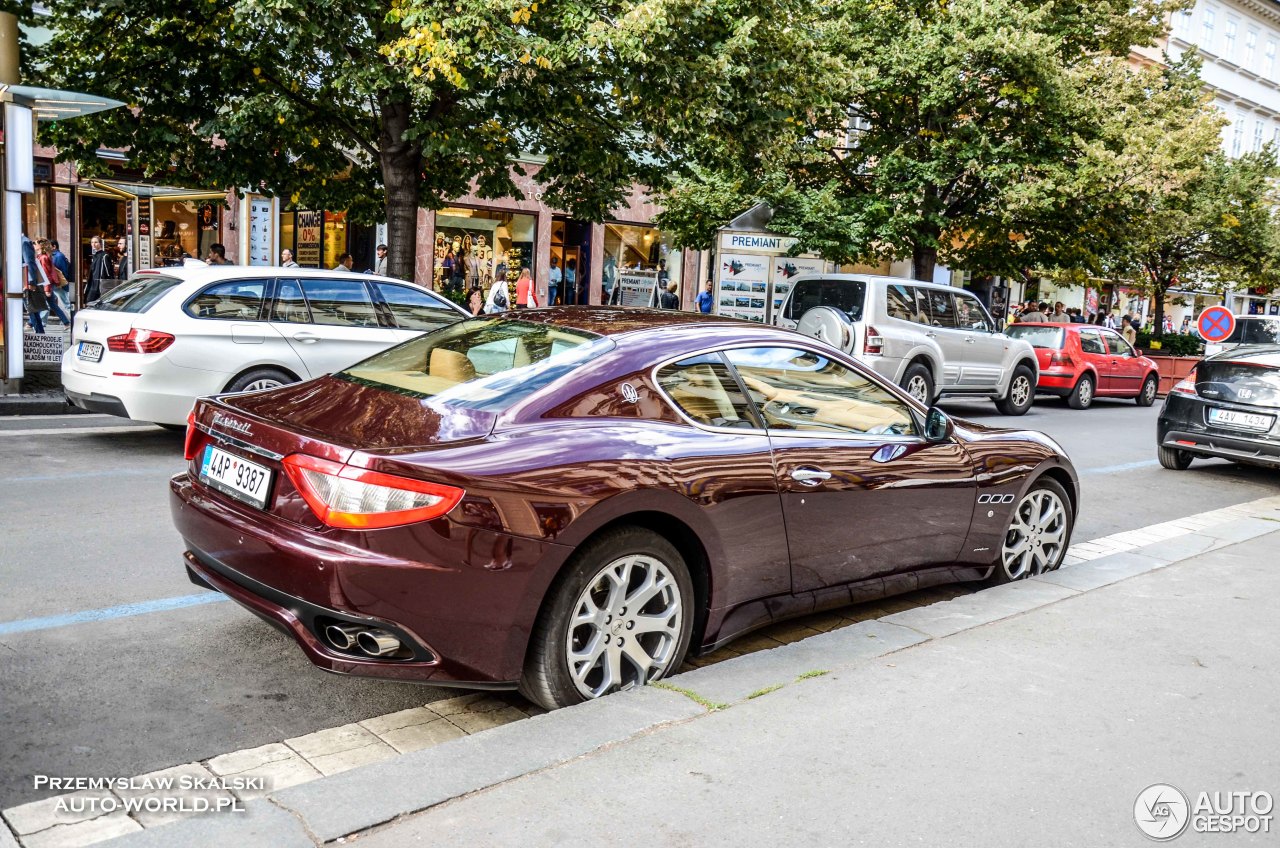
(171, 308), (1079, 709)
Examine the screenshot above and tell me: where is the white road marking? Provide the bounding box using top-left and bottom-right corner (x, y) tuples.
(0, 426), (160, 437)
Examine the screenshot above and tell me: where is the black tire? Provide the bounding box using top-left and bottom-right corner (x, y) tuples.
(224, 367), (295, 394)
(1136, 374), (1159, 407)
(990, 476), (1075, 585)
(1158, 444), (1193, 470)
(995, 365), (1036, 416)
(1066, 374), (1095, 410)
(899, 363), (934, 405)
(520, 527), (695, 711)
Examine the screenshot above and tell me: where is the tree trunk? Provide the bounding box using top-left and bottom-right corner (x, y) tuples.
(1152, 279), (1170, 339)
(912, 243), (938, 283)
(379, 94), (421, 282)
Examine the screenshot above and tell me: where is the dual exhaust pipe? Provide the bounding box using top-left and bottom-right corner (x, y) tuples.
(324, 623), (402, 658)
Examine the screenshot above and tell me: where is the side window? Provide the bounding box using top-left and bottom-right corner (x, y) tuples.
(376, 282), (459, 332)
(1078, 330), (1107, 355)
(185, 280), (266, 320)
(1244, 319), (1280, 345)
(299, 279), (380, 327)
(270, 279), (310, 324)
(922, 289), (959, 330)
(954, 293), (992, 332)
(885, 285), (916, 321)
(1105, 332), (1134, 357)
(725, 347), (915, 436)
(657, 353), (758, 428)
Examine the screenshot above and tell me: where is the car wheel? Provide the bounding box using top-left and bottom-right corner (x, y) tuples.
(225, 368), (294, 393)
(520, 527), (695, 711)
(1066, 374), (1094, 410)
(156, 423), (186, 433)
(1158, 444), (1193, 470)
(900, 363), (934, 405)
(992, 478), (1074, 584)
(1136, 374), (1159, 407)
(995, 365), (1035, 416)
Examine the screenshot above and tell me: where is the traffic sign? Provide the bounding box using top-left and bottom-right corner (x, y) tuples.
(1197, 306), (1236, 343)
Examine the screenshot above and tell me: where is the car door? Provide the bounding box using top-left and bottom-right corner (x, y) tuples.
(372, 281), (467, 342)
(168, 277), (308, 381)
(951, 290), (1007, 387)
(724, 346), (977, 592)
(1076, 328), (1113, 392)
(1102, 330), (1143, 395)
(919, 287), (965, 387)
(285, 277), (402, 376)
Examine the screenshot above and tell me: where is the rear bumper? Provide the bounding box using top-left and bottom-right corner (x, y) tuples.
(169, 472), (569, 686)
(1158, 394), (1280, 468)
(61, 352), (229, 426)
(1035, 372), (1077, 395)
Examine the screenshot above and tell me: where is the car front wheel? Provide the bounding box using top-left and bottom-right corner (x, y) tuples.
(992, 478), (1073, 583)
(995, 365), (1036, 415)
(520, 527), (694, 711)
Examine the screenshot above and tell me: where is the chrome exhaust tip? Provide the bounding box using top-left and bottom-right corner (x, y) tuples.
(356, 629), (401, 657)
(325, 624), (365, 651)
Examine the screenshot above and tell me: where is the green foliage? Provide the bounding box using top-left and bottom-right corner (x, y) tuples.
(1145, 333), (1204, 357)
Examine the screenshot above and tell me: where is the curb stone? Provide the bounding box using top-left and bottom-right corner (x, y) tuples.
(96, 800), (309, 848)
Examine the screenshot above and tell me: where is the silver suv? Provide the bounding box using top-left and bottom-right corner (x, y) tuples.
(775, 273), (1039, 415)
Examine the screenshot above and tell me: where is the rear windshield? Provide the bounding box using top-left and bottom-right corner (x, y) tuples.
(1197, 360), (1280, 408)
(1005, 325), (1065, 349)
(1225, 318), (1280, 346)
(788, 280), (866, 322)
(92, 275), (182, 313)
(338, 318), (614, 413)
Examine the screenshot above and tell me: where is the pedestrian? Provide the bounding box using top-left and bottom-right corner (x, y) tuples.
(86, 236), (114, 302)
(36, 238), (71, 326)
(696, 279), (715, 314)
(1049, 301), (1070, 323)
(514, 267), (533, 309)
(280, 248), (300, 268)
(206, 243), (232, 265)
(468, 279), (487, 316)
(1020, 301), (1048, 322)
(1122, 314), (1138, 346)
(331, 252), (353, 272)
(548, 256), (561, 307)
(660, 281), (679, 309)
(21, 234), (49, 333)
(1180, 316), (1192, 334)
(567, 258), (581, 305)
(484, 273), (510, 314)
(114, 236), (131, 281)
(50, 240), (71, 291)
(374, 244), (388, 276)
(1162, 315), (1174, 335)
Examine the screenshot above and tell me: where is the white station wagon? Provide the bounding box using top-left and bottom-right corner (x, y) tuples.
(62, 265), (468, 426)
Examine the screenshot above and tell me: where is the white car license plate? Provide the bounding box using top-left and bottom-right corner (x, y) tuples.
(199, 445), (273, 509)
(77, 342), (103, 362)
(1208, 407), (1274, 431)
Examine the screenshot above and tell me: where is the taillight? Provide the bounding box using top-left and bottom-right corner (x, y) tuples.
(107, 328), (176, 353)
(1049, 351), (1074, 367)
(282, 454), (464, 530)
(183, 409), (199, 461)
(863, 325), (883, 355)
(1171, 376), (1198, 396)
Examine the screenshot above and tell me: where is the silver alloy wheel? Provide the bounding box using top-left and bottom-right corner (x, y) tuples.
(906, 375), (930, 403)
(1077, 377), (1093, 407)
(242, 378), (284, 391)
(565, 554), (683, 700)
(1141, 377), (1157, 404)
(1009, 374), (1032, 408)
(1001, 488), (1068, 579)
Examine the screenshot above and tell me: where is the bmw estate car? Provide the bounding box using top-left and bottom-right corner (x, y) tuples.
(63, 265), (467, 426)
(171, 309), (1079, 709)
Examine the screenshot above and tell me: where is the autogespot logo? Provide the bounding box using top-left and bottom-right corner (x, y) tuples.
(1135, 784), (1191, 841)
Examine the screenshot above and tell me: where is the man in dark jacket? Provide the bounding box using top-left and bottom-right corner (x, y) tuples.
(86, 236), (114, 302)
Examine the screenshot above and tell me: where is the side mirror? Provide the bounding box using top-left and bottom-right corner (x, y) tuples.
(924, 406), (954, 443)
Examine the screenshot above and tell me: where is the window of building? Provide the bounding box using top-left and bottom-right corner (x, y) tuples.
(1255, 120), (1265, 151)
(1224, 17), (1238, 60)
(434, 207), (537, 295)
(1173, 8), (1193, 39)
(1203, 7), (1216, 48)
(1267, 40), (1278, 78)
(603, 223), (680, 306)
(1246, 27), (1258, 68)
(1232, 114), (1245, 156)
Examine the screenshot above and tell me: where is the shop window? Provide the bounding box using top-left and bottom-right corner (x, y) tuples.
(435, 208), (536, 294)
(153, 200), (202, 266)
(603, 223), (680, 306)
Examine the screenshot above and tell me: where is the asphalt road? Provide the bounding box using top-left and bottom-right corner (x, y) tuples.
(1, 398), (1276, 808)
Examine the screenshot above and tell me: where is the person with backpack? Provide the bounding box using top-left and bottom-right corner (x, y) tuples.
(485, 274), (511, 314)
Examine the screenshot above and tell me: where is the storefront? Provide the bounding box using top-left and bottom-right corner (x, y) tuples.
(601, 222), (682, 307)
(432, 206), (538, 296)
(1227, 287), (1280, 317)
(277, 209), (377, 271)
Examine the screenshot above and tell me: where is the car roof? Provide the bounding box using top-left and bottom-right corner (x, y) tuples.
(1010, 322), (1107, 330)
(499, 306), (748, 337)
(136, 265), (419, 286)
(1205, 344), (1280, 366)
(782, 272), (958, 292)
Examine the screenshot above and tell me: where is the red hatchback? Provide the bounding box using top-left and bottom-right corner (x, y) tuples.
(1005, 323), (1160, 409)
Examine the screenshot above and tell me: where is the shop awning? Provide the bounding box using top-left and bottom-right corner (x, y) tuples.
(0, 84), (124, 120)
(86, 180), (227, 202)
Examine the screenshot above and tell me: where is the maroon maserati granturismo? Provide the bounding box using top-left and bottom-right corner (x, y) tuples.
(171, 308), (1079, 709)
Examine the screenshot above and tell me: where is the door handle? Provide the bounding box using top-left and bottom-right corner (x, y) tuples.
(964, 337), (976, 344)
(790, 467), (832, 486)
(292, 332), (319, 343)
(925, 332), (937, 339)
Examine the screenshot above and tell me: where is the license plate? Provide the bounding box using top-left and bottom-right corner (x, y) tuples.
(199, 445), (273, 509)
(1208, 407), (1274, 431)
(77, 342), (103, 362)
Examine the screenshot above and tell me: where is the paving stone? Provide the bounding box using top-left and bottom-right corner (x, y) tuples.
(231, 757), (322, 800)
(207, 743), (296, 777)
(359, 706), (442, 737)
(3, 789), (117, 835)
(727, 632), (785, 652)
(765, 622), (824, 645)
(285, 724), (381, 760)
(795, 612), (849, 633)
(424, 693), (487, 717)
(881, 579), (1079, 639)
(1133, 532), (1231, 564)
(271, 684), (704, 843)
(100, 799), (311, 848)
(445, 706), (529, 735)
(1200, 517), (1279, 543)
(306, 741), (399, 777)
(0, 821), (16, 848)
(111, 763), (235, 829)
(1035, 551), (1168, 592)
(20, 812), (140, 848)
(379, 718), (469, 754)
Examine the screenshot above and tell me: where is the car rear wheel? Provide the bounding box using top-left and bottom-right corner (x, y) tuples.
(995, 365), (1035, 416)
(992, 478), (1073, 584)
(1136, 374), (1158, 407)
(900, 363), (934, 405)
(1158, 444), (1193, 470)
(1066, 374), (1094, 410)
(520, 527), (695, 711)
(225, 367), (294, 394)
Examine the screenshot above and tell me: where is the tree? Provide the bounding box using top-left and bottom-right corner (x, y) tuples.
(33, 0), (658, 279)
(644, 0), (1181, 282)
